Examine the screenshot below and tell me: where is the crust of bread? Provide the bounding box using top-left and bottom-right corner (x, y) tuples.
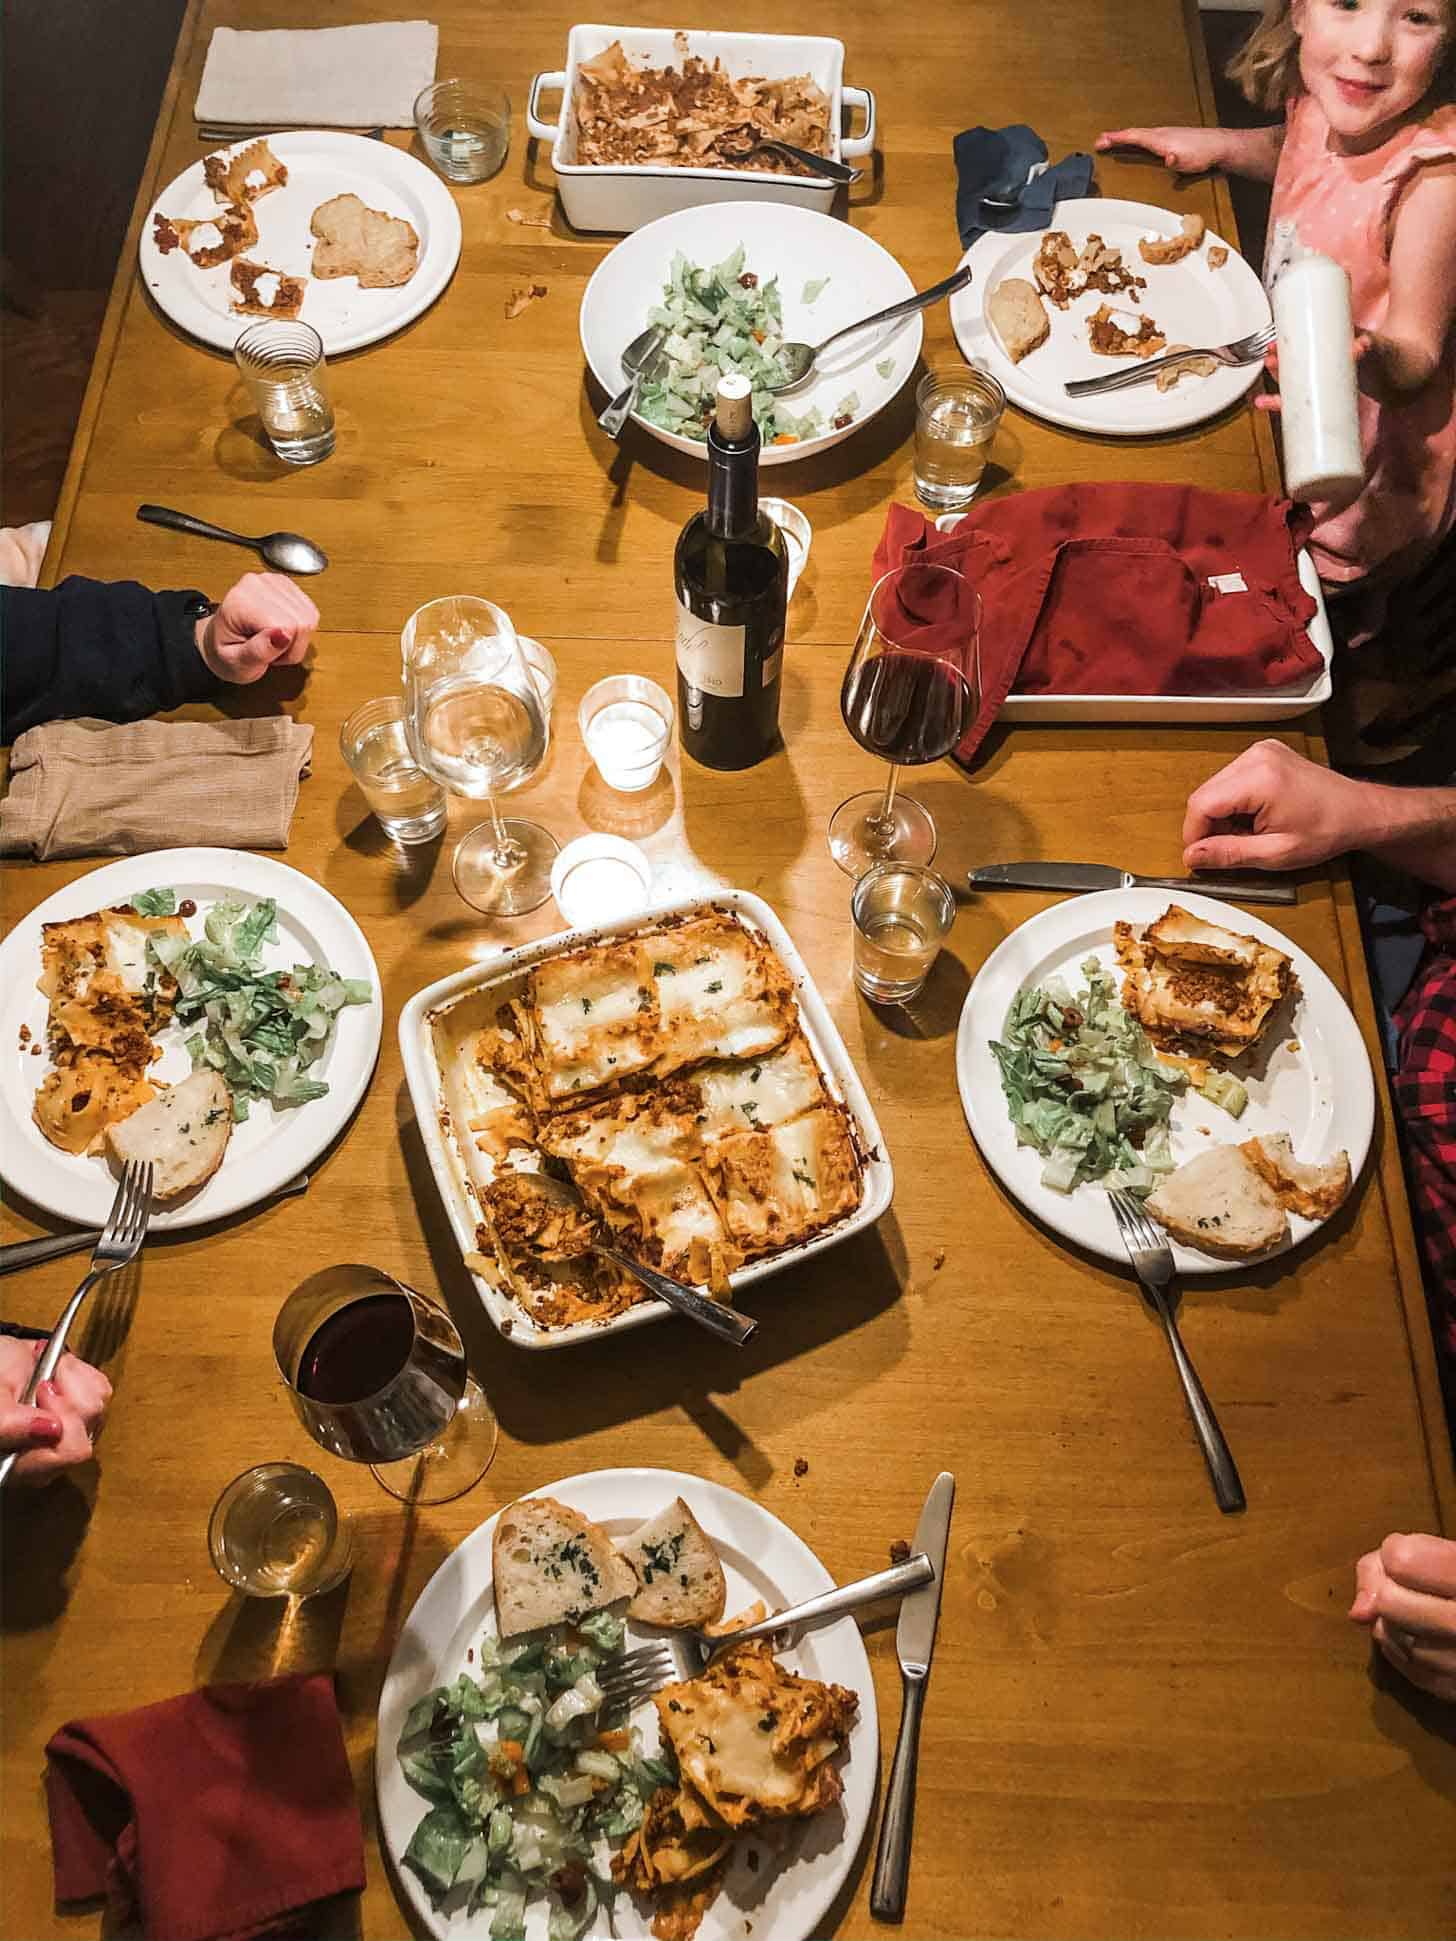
(987, 277), (1050, 362)
(1239, 1132), (1351, 1220)
(617, 1497), (727, 1628)
(1145, 1145), (1288, 1260)
(492, 1496), (637, 1638)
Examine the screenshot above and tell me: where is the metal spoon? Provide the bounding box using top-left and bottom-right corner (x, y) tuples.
(764, 263), (974, 394)
(722, 131), (861, 185)
(597, 325), (665, 440)
(136, 503), (328, 574)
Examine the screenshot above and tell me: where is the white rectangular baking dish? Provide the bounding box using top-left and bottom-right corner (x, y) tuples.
(936, 516), (1333, 723)
(525, 24), (875, 233)
(398, 889), (893, 1351)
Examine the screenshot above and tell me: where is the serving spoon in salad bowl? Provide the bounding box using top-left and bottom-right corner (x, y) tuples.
(597, 325), (666, 441)
(764, 262), (974, 393)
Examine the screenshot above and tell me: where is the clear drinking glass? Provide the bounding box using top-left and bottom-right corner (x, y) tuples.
(851, 863), (957, 1002)
(273, 1264), (497, 1506)
(579, 674), (674, 793)
(339, 696), (447, 843)
(759, 498), (812, 599)
(913, 368), (1006, 512)
(234, 320), (335, 466)
(828, 561), (981, 877)
(414, 80), (511, 183)
(402, 595), (558, 915)
(208, 1461), (354, 1598)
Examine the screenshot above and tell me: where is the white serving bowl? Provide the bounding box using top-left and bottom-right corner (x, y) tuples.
(579, 200), (921, 465)
(526, 23), (875, 234)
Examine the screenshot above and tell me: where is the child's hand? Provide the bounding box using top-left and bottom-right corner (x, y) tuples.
(1095, 126), (1227, 173)
(197, 572), (319, 685)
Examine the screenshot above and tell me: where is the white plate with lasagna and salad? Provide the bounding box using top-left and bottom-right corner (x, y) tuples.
(579, 200), (921, 464)
(399, 890), (892, 1350)
(0, 849), (383, 1230)
(957, 889), (1374, 1274)
(949, 197), (1272, 437)
(375, 1465), (876, 1941)
(140, 130), (462, 354)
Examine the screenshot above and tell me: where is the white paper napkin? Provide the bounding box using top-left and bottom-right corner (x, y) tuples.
(195, 21), (439, 128)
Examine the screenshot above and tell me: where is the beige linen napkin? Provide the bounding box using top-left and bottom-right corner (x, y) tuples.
(0, 717), (313, 861)
(194, 22), (440, 128)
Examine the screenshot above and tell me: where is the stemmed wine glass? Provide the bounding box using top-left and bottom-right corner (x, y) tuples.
(827, 561), (981, 877)
(273, 1264), (498, 1505)
(402, 595), (558, 915)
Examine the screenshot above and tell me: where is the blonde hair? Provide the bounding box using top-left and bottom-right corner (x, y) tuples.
(1228, 0), (1456, 112)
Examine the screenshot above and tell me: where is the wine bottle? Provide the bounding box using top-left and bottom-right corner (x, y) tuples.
(674, 373), (788, 770)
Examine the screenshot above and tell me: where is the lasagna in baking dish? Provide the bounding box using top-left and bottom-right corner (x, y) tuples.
(432, 911), (865, 1332)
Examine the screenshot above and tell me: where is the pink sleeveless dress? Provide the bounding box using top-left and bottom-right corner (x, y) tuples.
(1270, 93), (1456, 587)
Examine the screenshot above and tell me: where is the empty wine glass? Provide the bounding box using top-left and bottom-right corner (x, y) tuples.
(402, 595), (559, 915)
(827, 561), (981, 877)
(274, 1263), (498, 1505)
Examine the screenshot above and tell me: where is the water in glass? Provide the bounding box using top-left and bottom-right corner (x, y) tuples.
(209, 1462), (352, 1598)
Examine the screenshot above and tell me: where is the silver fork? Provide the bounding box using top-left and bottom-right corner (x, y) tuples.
(1107, 1189), (1246, 1515)
(597, 1554), (934, 1711)
(0, 1160), (153, 1490)
(1064, 322), (1275, 398)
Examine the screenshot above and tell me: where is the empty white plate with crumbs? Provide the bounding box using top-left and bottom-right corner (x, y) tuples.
(140, 131), (462, 354)
(956, 889), (1374, 1273)
(950, 197), (1272, 436)
(375, 1466), (877, 1941)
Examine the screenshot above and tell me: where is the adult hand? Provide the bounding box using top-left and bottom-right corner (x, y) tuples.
(1181, 739), (1378, 871)
(1351, 1533), (1456, 1703)
(0, 1337), (112, 1487)
(197, 571), (318, 685)
(1095, 126), (1229, 174)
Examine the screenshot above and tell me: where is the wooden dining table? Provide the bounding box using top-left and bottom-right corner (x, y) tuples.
(4, 0), (1455, 1934)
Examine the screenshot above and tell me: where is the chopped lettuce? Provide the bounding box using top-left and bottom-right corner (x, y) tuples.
(990, 956), (1187, 1196)
(637, 244), (847, 447)
(397, 1617), (676, 1923)
(128, 886), (177, 916)
(801, 275), (831, 303)
(148, 895), (370, 1121)
(875, 357), (895, 380)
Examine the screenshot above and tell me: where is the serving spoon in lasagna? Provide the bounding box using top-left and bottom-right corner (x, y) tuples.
(480, 1172), (758, 1347)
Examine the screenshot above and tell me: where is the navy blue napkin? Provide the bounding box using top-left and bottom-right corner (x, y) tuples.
(954, 124), (1094, 250)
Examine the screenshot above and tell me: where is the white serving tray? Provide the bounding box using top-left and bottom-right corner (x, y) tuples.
(935, 515), (1333, 723)
(398, 889), (893, 1351)
(526, 23), (874, 234)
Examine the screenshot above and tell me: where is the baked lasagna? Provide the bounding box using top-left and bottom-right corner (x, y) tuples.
(432, 911), (865, 1330)
(1114, 905), (1296, 1059)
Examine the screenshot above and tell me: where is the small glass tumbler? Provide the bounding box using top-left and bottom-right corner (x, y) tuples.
(579, 675), (674, 793)
(851, 862), (957, 1003)
(759, 498), (812, 599)
(913, 368), (1006, 512)
(339, 696), (448, 843)
(234, 320), (335, 466)
(208, 1461), (353, 1598)
(519, 636), (558, 745)
(414, 80), (511, 183)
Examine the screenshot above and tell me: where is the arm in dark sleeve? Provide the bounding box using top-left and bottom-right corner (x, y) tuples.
(1, 576), (222, 741)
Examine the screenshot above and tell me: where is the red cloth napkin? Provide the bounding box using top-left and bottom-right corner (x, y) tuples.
(45, 1672), (364, 1941)
(871, 484), (1322, 765)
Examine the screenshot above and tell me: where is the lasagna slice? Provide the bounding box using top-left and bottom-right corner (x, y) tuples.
(669, 1032), (828, 1140)
(1115, 904), (1295, 1058)
(703, 1105), (862, 1255)
(645, 914), (797, 1075)
(525, 937), (661, 1103)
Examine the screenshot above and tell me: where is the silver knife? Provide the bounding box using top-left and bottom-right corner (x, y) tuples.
(870, 1470), (955, 1923)
(968, 862), (1298, 907)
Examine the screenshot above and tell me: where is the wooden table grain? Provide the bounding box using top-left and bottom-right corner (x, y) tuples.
(3, 2), (1454, 1936)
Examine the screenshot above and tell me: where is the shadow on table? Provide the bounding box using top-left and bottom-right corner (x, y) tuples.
(1, 1470), (94, 1636)
(1367, 1647), (1456, 1775)
(397, 1105), (910, 1472)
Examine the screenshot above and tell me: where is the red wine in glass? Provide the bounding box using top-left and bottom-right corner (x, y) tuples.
(828, 562), (980, 876)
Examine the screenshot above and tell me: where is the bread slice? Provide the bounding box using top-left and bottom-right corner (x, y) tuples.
(987, 277), (1050, 363)
(616, 1497), (726, 1629)
(1240, 1132), (1351, 1220)
(492, 1496), (637, 1639)
(309, 193), (419, 288)
(104, 1068), (232, 1199)
(1145, 1146), (1288, 1260)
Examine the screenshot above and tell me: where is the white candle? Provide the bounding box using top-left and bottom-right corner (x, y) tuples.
(1272, 252), (1363, 503)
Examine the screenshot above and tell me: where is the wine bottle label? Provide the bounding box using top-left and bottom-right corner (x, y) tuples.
(675, 600), (745, 699)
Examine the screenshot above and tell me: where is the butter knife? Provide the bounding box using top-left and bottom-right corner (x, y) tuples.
(968, 862), (1298, 906)
(870, 1470), (955, 1923)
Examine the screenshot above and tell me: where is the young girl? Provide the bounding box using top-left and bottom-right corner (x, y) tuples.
(1098, 0), (1456, 607)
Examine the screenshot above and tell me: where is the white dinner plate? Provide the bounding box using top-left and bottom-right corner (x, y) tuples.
(956, 889), (1374, 1273)
(950, 197), (1272, 436)
(375, 1466), (877, 1941)
(139, 131), (462, 354)
(0, 849), (383, 1231)
(579, 199), (920, 465)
